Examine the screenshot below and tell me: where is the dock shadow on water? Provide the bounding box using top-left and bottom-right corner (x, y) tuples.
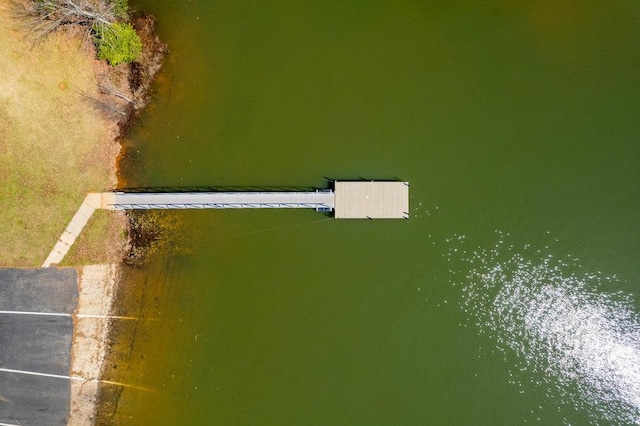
(447, 233), (640, 425)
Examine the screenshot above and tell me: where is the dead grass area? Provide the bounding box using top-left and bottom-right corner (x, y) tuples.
(63, 210), (129, 266)
(0, 3), (125, 266)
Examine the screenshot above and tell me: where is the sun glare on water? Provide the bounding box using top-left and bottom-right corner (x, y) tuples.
(449, 234), (640, 424)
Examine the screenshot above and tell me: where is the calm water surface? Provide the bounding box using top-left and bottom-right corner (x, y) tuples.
(112, 1), (640, 424)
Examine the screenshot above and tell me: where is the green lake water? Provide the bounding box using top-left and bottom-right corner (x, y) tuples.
(110, 1), (640, 424)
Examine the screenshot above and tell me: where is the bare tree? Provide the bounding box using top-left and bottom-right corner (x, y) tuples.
(12, 0), (117, 41)
(98, 76), (133, 103)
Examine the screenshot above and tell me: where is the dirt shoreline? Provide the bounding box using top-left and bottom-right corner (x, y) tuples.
(66, 14), (168, 425)
(68, 264), (119, 425)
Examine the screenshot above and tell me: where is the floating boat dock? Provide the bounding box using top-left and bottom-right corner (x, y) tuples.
(333, 181), (409, 219)
(102, 181), (410, 219)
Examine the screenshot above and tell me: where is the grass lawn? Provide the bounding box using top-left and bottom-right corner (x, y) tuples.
(0, 3), (125, 267)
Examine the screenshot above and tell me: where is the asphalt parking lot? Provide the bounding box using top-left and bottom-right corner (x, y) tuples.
(0, 268), (78, 425)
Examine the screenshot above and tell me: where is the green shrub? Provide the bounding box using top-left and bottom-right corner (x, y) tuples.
(110, 0), (129, 19)
(94, 22), (142, 66)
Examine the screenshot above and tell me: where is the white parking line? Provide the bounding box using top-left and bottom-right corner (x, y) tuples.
(0, 367), (83, 381)
(0, 368), (152, 392)
(0, 311), (137, 320)
(0, 310), (69, 317)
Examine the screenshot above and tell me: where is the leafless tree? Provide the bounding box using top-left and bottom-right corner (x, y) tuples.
(98, 76), (133, 103)
(12, 0), (117, 41)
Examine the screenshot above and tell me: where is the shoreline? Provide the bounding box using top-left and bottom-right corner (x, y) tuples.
(0, 2), (167, 423)
(68, 264), (119, 425)
(0, 0), (179, 421)
(67, 13), (168, 425)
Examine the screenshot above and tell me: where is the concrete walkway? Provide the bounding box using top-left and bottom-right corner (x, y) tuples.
(42, 194), (103, 268)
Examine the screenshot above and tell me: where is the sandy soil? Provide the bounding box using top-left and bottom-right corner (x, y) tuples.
(68, 264), (119, 425)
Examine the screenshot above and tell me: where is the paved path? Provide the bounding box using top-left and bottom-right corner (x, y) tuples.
(42, 193), (103, 268)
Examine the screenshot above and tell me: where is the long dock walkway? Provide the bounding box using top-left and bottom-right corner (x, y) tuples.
(102, 190), (335, 210)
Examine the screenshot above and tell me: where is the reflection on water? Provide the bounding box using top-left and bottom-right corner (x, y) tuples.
(451, 234), (640, 424)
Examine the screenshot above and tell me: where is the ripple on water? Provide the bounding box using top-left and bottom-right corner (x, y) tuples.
(450, 235), (640, 424)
